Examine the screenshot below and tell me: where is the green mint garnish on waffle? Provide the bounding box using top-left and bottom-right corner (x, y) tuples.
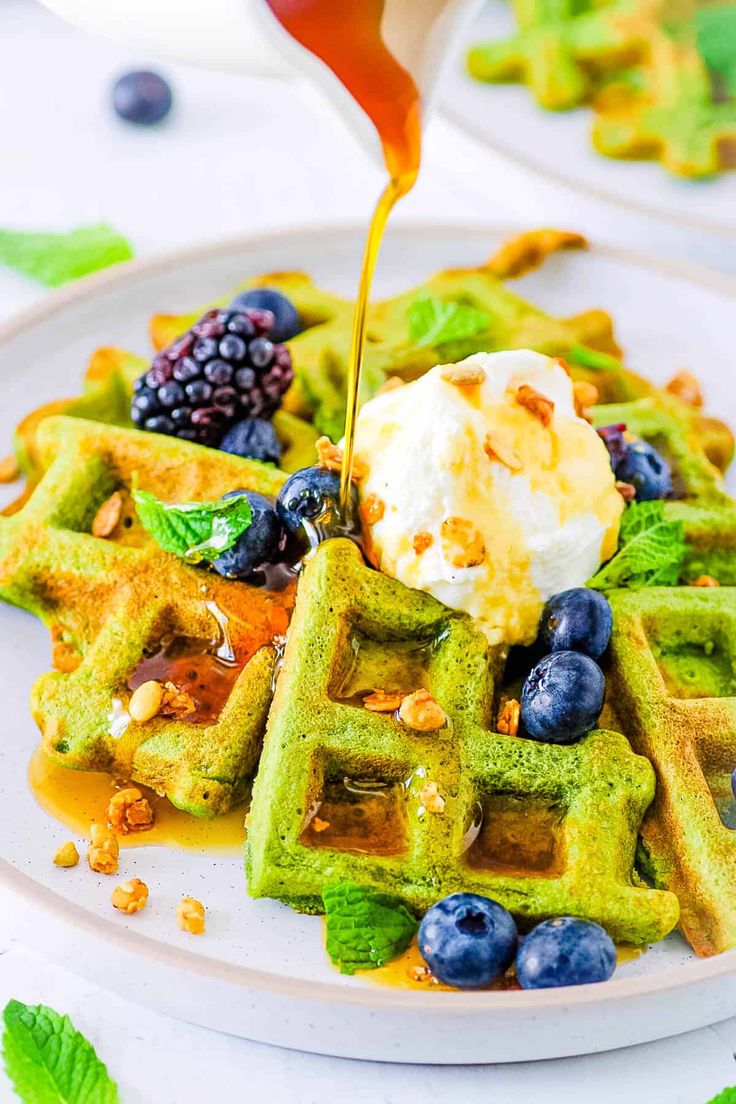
(323, 882), (418, 974)
(132, 486), (253, 563)
(0, 222), (133, 287)
(588, 501), (686, 590)
(407, 292), (490, 350)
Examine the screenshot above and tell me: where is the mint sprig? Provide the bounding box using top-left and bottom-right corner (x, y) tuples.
(0, 223), (133, 287)
(407, 292), (490, 349)
(706, 1090), (736, 1104)
(2, 999), (119, 1103)
(132, 487), (253, 563)
(323, 882), (418, 974)
(588, 500), (685, 590)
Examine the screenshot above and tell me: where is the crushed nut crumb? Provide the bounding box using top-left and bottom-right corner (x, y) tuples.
(497, 699), (521, 737)
(515, 385), (554, 427)
(573, 381), (599, 420)
(315, 436), (368, 481)
(399, 690), (447, 732)
(440, 363), (486, 388)
(363, 689), (404, 713)
(666, 370), (703, 408)
(615, 480), (636, 502)
(160, 681), (196, 719)
(311, 816), (330, 833)
(691, 575), (720, 587)
(440, 516), (485, 568)
(0, 454), (20, 483)
(112, 877), (149, 915)
(419, 780), (446, 814)
(177, 896), (206, 935)
(87, 823), (120, 875)
(483, 431), (523, 472)
(408, 964), (433, 983)
(129, 680), (164, 723)
(412, 532), (433, 556)
(361, 493), (385, 526)
(53, 841), (79, 868)
(377, 376), (404, 395)
(108, 787), (154, 835)
(91, 491), (123, 538)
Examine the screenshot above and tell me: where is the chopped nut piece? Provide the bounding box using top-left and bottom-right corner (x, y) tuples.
(554, 357), (572, 377)
(87, 823), (120, 875)
(177, 896), (206, 935)
(399, 690), (447, 732)
(666, 370), (703, 408)
(315, 436), (368, 481)
(53, 841), (79, 868)
(487, 229), (587, 279)
(91, 491), (123, 538)
(409, 964), (433, 983)
(483, 431), (523, 472)
(573, 380), (599, 417)
(108, 787), (155, 835)
(440, 516), (485, 568)
(160, 681), (196, 719)
(112, 877), (149, 915)
(497, 699), (521, 737)
(419, 780), (446, 814)
(311, 816), (330, 833)
(377, 376), (404, 395)
(364, 689), (404, 713)
(412, 532), (433, 556)
(0, 454), (20, 483)
(691, 575), (720, 588)
(361, 493), (385, 526)
(129, 680), (164, 723)
(515, 384), (555, 427)
(615, 481), (636, 502)
(440, 363), (486, 388)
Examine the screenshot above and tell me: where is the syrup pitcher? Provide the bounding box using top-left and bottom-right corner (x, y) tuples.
(37, 0), (483, 172)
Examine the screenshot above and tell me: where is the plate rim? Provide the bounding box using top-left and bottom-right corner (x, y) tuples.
(2, 219), (735, 1014)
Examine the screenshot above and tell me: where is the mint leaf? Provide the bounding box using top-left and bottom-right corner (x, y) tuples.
(0, 223), (133, 287)
(132, 487), (253, 563)
(697, 4), (736, 94)
(323, 882), (418, 974)
(706, 1090), (736, 1104)
(407, 292), (490, 349)
(588, 500), (685, 590)
(2, 999), (119, 1104)
(569, 343), (622, 373)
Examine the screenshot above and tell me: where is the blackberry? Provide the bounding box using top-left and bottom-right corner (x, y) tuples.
(131, 308), (293, 447)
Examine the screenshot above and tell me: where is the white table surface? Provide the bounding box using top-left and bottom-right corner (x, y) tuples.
(1, 2), (736, 1101)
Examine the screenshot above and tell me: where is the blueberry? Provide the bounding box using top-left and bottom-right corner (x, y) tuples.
(213, 491), (283, 580)
(539, 588), (613, 659)
(111, 70), (173, 126)
(521, 651), (605, 744)
(418, 894), (518, 989)
(220, 418), (281, 465)
(615, 441), (671, 501)
(276, 466), (359, 543)
(230, 288), (302, 343)
(515, 917), (616, 989)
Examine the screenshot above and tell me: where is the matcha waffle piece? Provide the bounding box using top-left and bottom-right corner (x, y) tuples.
(592, 33), (736, 177)
(246, 539), (679, 945)
(0, 416), (292, 816)
(607, 586), (736, 954)
(467, 0), (660, 110)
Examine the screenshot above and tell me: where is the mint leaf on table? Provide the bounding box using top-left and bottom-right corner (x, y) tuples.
(407, 292), (490, 349)
(0, 223), (133, 287)
(588, 500), (685, 590)
(132, 487), (253, 563)
(697, 4), (736, 94)
(323, 882), (418, 974)
(706, 1089), (736, 1104)
(2, 999), (119, 1104)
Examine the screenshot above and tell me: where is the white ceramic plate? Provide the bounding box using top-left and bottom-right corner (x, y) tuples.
(1, 224), (735, 1065)
(440, 5), (736, 248)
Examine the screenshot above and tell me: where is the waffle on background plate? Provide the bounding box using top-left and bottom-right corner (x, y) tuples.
(1, 231), (735, 956)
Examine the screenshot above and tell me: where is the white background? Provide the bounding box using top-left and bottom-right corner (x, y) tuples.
(1, 1), (736, 1100)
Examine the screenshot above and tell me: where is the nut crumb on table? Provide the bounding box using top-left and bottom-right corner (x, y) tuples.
(87, 823), (120, 875)
(112, 877), (149, 914)
(178, 896), (206, 935)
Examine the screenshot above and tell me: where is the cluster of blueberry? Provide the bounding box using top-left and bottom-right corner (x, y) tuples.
(419, 893), (616, 990)
(598, 423), (672, 500)
(519, 588), (612, 745)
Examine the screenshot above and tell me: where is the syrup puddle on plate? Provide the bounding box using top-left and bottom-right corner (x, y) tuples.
(29, 746), (246, 856)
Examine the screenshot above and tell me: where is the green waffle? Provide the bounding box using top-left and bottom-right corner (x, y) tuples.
(245, 539), (679, 945)
(606, 586), (736, 954)
(0, 416), (292, 816)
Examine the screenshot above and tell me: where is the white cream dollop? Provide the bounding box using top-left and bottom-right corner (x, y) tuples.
(352, 350), (623, 645)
